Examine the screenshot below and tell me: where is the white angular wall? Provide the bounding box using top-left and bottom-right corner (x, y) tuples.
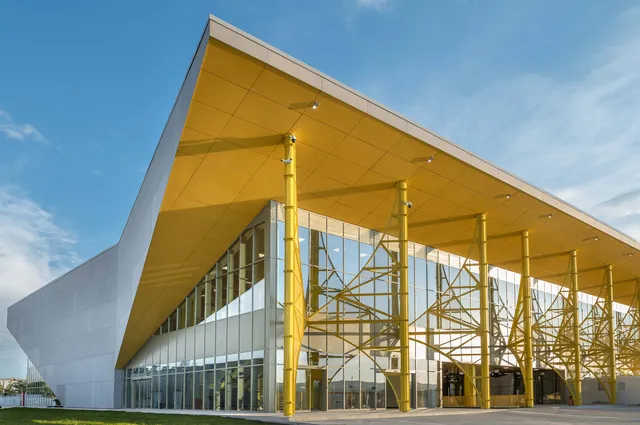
(7, 246), (120, 408)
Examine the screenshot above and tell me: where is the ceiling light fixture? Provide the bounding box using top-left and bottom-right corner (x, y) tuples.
(625, 252), (634, 257)
(311, 100), (320, 110)
(505, 194), (512, 199)
(546, 213), (553, 219)
(583, 236), (599, 242)
(427, 156), (434, 163)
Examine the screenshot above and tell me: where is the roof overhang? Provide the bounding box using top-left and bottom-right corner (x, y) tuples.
(116, 15), (640, 367)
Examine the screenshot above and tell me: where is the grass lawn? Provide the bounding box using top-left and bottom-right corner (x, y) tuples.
(0, 408), (264, 425)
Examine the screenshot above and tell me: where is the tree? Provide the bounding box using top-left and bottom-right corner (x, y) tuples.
(4, 379), (26, 396)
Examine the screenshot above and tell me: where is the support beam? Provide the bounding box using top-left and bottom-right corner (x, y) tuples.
(569, 250), (582, 406)
(398, 181), (411, 412)
(605, 265), (617, 404)
(493, 251), (571, 268)
(521, 230), (534, 408)
(478, 213), (491, 409)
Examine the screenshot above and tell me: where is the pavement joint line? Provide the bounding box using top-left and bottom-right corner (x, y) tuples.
(512, 410), (622, 420)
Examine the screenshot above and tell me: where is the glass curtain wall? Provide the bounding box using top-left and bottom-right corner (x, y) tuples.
(274, 205), (440, 411)
(123, 221), (266, 411)
(272, 204), (627, 412)
(122, 201), (629, 412)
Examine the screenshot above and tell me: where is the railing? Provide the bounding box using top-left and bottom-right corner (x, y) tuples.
(0, 394), (57, 408)
(0, 395), (21, 407)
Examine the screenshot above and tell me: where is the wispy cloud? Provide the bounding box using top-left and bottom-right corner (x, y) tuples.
(0, 109), (47, 144)
(390, 7), (640, 240)
(0, 186), (78, 378)
(355, 0), (393, 12)
(0, 109), (48, 143)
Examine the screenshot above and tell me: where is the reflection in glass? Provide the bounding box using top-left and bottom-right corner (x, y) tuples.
(253, 366), (264, 411)
(215, 369), (226, 410)
(167, 374), (175, 409)
(227, 368), (238, 411)
(204, 370), (215, 410)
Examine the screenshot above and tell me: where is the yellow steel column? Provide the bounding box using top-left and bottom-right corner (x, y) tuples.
(569, 250), (582, 406)
(478, 213), (491, 409)
(521, 230), (534, 407)
(283, 134), (297, 417)
(463, 364), (478, 407)
(398, 180), (411, 412)
(605, 264), (617, 404)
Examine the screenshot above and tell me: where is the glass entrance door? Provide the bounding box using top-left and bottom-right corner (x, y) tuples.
(132, 379), (152, 409)
(308, 369), (325, 410)
(296, 368), (326, 411)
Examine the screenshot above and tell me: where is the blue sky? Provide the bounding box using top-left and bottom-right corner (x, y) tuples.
(1, 0), (639, 378)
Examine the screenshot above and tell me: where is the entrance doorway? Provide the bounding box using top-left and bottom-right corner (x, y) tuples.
(296, 367), (327, 411)
(131, 378), (152, 409)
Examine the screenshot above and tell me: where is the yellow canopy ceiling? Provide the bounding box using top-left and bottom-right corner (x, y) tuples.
(115, 16), (640, 367)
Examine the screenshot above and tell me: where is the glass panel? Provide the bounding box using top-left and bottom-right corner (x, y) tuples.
(152, 375), (159, 408)
(328, 368), (344, 410)
(239, 366), (252, 410)
(218, 253), (228, 276)
(194, 371), (203, 409)
(185, 372), (193, 409)
(254, 260), (265, 310)
(345, 369), (360, 409)
(344, 238), (359, 275)
(186, 292), (195, 328)
(299, 226), (309, 266)
(277, 220), (284, 259)
(255, 223), (265, 260)
(175, 373), (184, 409)
(230, 241), (240, 271)
(217, 274), (227, 317)
(215, 369), (226, 410)
(375, 371), (386, 409)
(167, 373), (175, 409)
(361, 356), (375, 408)
(177, 301), (186, 330)
(240, 265), (253, 314)
(169, 311), (177, 332)
(125, 379), (132, 408)
(159, 374), (167, 409)
(196, 284), (205, 325)
(204, 370), (215, 410)
(228, 271), (240, 317)
(226, 368), (239, 411)
(242, 229), (254, 266)
(252, 365), (264, 411)
(328, 234), (343, 272)
(417, 371), (428, 408)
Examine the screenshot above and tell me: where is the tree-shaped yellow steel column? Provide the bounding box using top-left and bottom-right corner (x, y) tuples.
(605, 265), (617, 404)
(569, 250), (582, 405)
(478, 213), (491, 409)
(283, 134), (306, 416)
(397, 181), (410, 412)
(508, 230), (535, 407)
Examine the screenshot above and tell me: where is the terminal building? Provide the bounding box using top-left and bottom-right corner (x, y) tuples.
(7, 15), (640, 414)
